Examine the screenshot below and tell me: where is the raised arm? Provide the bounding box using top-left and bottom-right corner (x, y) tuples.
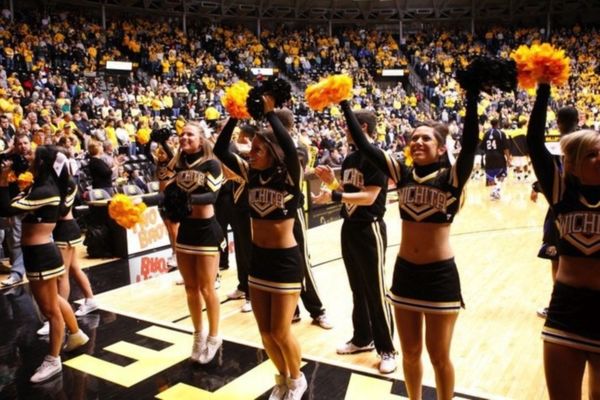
(340, 100), (402, 183)
(526, 84), (556, 201)
(452, 90), (480, 189)
(265, 108), (301, 189)
(213, 117), (248, 181)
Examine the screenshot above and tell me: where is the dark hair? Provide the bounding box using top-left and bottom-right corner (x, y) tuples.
(255, 129), (285, 166)
(32, 145), (72, 216)
(354, 110), (377, 137)
(557, 106), (579, 135)
(412, 120), (449, 147)
(239, 124), (257, 140)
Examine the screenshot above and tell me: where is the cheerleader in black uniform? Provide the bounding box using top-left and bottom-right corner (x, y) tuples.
(0, 146), (89, 383)
(527, 83), (600, 399)
(340, 88), (479, 399)
(164, 122), (225, 364)
(214, 95), (307, 400)
(313, 110), (396, 373)
(153, 139), (179, 268)
(55, 166), (98, 317)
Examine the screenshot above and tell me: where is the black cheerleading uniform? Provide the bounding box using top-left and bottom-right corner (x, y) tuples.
(0, 182), (65, 281)
(53, 182), (83, 248)
(335, 145), (395, 353)
(294, 182), (327, 318)
(341, 93), (479, 314)
(527, 84), (600, 352)
(214, 116), (303, 294)
(167, 151), (225, 256)
(229, 175), (253, 297)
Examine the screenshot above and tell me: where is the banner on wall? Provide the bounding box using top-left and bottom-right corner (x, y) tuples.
(126, 206), (171, 255)
(127, 248), (172, 283)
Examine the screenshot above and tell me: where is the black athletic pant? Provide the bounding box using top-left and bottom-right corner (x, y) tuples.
(293, 208), (325, 319)
(341, 219), (395, 354)
(231, 205), (252, 298)
(215, 182), (234, 269)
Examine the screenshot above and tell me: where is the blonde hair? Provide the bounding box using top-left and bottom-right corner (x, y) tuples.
(182, 122), (215, 162)
(560, 129), (600, 177)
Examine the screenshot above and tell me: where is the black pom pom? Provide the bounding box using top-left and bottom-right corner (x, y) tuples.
(245, 77), (292, 120)
(160, 184), (191, 222)
(150, 128), (173, 143)
(263, 78), (292, 107)
(456, 56), (517, 94)
(246, 87), (265, 120)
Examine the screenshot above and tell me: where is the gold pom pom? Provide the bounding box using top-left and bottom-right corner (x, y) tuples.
(108, 193), (147, 229)
(17, 172), (34, 191)
(305, 74), (353, 111)
(510, 43), (570, 89)
(221, 81), (252, 119)
(137, 129), (150, 145)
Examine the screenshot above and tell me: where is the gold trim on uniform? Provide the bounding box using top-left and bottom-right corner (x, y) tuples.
(248, 276), (302, 294)
(386, 292), (461, 314)
(55, 237), (84, 248)
(542, 326), (600, 353)
(65, 187), (77, 208)
(383, 151), (400, 183)
(175, 243), (220, 255)
(27, 265), (65, 281)
(13, 196), (61, 210)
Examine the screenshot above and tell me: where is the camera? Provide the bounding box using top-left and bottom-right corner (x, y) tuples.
(150, 128), (173, 144)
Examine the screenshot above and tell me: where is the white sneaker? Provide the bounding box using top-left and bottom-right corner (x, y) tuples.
(336, 340), (375, 355)
(378, 352), (397, 374)
(37, 321), (50, 336)
(167, 255), (178, 267)
(312, 314), (333, 330)
(227, 289), (246, 300)
(190, 331), (206, 362)
(537, 307), (549, 319)
(215, 274), (221, 290)
(30, 355), (62, 383)
(63, 330), (89, 352)
(199, 335), (222, 364)
(284, 373), (307, 400)
(268, 374), (288, 400)
(75, 298), (98, 317)
(241, 300), (252, 313)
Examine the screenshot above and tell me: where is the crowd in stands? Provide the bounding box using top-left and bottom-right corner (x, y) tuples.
(0, 8), (598, 201)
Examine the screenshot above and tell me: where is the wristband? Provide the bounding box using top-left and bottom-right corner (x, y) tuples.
(326, 178), (340, 191)
(331, 190), (343, 203)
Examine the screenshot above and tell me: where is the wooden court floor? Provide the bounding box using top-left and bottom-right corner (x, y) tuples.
(83, 177), (580, 400)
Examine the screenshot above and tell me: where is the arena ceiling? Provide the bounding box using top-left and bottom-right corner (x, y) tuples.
(35, 0), (600, 23)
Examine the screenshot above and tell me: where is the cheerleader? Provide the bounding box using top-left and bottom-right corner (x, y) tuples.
(0, 146), (89, 383)
(214, 95), (307, 400)
(165, 122), (225, 364)
(527, 83), (600, 399)
(313, 110), (396, 373)
(339, 86), (479, 399)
